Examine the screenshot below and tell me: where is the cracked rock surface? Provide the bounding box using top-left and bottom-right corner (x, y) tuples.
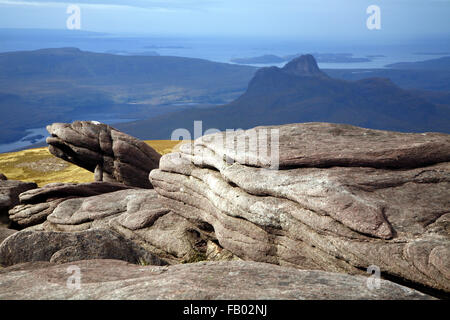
(149, 122), (450, 293)
(18, 189), (235, 264)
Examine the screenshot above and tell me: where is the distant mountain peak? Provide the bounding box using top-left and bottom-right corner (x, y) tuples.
(282, 54), (327, 77)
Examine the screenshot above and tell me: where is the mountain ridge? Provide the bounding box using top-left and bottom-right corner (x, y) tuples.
(115, 55), (450, 139)
(0, 48), (257, 145)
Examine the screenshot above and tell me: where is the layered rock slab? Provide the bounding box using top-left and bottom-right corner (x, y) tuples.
(192, 118), (450, 170)
(9, 181), (131, 228)
(23, 189), (235, 264)
(0, 179), (37, 225)
(46, 121), (161, 188)
(0, 260), (434, 300)
(149, 122), (450, 293)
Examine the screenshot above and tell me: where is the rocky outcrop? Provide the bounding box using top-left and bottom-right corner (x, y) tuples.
(0, 229), (168, 267)
(0, 260), (434, 300)
(3, 121), (448, 299)
(0, 174), (7, 181)
(46, 121), (161, 188)
(9, 182), (131, 228)
(22, 188), (237, 264)
(149, 122), (450, 294)
(0, 179), (37, 225)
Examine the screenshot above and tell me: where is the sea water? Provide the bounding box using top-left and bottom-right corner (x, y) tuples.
(1, 30), (449, 153)
(0, 118), (136, 153)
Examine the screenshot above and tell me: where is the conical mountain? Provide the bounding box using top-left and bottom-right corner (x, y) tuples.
(116, 55), (450, 139)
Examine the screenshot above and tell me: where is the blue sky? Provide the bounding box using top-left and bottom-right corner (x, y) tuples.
(0, 0), (449, 38)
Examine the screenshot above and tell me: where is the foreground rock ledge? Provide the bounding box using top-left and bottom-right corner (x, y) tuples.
(0, 229), (168, 266)
(0, 260), (434, 300)
(149, 122), (450, 293)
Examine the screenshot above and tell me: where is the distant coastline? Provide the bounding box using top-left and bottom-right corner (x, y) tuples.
(231, 53), (372, 65)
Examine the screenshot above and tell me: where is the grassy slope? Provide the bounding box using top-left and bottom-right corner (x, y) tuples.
(0, 140), (182, 187)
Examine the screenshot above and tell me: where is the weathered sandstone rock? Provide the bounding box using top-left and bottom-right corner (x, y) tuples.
(191, 122), (450, 169)
(149, 122), (450, 294)
(0, 229), (167, 266)
(9, 181), (131, 228)
(0, 260), (434, 300)
(25, 189), (236, 264)
(0, 179), (37, 225)
(46, 121), (161, 188)
(0, 227), (16, 245)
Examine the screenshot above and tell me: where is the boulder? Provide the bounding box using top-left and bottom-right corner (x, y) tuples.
(0, 260), (434, 300)
(149, 122), (450, 294)
(0, 179), (37, 225)
(9, 181), (131, 228)
(0, 174), (7, 181)
(0, 229), (168, 267)
(0, 227), (16, 245)
(46, 121), (161, 188)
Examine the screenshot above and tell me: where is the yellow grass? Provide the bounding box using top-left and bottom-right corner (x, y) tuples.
(0, 140), (185, 187)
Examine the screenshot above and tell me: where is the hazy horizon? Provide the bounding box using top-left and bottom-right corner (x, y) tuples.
(0, 0), (449, 40)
